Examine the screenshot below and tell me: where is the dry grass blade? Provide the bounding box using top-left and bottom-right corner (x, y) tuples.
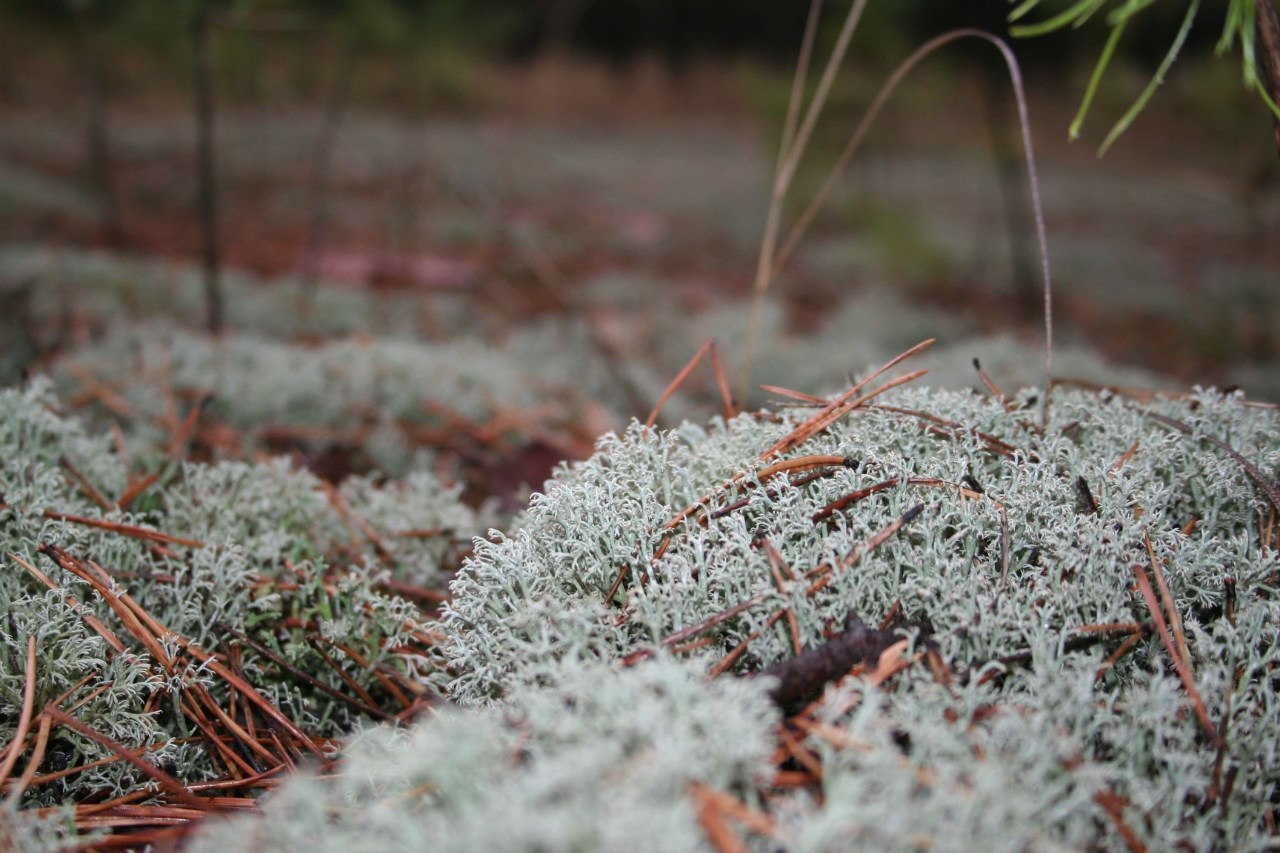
(740, 0), (869, 401)
(788, 30), (1055, 424)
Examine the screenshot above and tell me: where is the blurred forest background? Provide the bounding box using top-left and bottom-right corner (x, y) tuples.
(1, 0), (1278, 412)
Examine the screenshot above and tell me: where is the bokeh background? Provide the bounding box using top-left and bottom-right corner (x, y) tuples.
(1, 1), (1277, 475)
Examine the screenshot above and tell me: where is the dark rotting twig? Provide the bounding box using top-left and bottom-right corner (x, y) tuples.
(758, 613), (918, 712)
(1076, 476), (1100, 516)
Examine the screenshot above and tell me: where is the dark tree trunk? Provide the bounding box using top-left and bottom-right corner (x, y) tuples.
(298, 38), (357, 310)
(192, 8), (223, 335)
(68, 3), (123, 246)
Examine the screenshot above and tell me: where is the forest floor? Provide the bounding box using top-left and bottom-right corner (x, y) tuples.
(2, 54), (1278, 400)
(2, 49), (1280, 849)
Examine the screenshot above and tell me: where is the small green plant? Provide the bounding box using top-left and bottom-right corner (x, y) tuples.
(1010, 0), (1280, 152)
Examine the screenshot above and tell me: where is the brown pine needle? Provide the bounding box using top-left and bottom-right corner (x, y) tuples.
(813, 477), (992, 524)
(41, 511), (206, 549)
(59, 455), (114, 512)
(873, 405), (1019, 457)
(1107, 441), (1140, 477)
(794, 718), (875, 754)
(972, 358), (1012, 410)
(807, 504), (925, 595)
(117, 471), (162, 511)
(1094, 789), (1148, 853)
(1145, 410), (1280, 515)
(692, 785), (749, 853)
(708, 341), (736, 420)
(11, 551), (127, 654)
(663, 345), (933, 536)
(647, 339), (714, 428)
(39, 545), (174, 671)
(0, 637), (37, 792)
(760, 538), (803, 656)
(324, 639), (413, 711)
(45, 543), (331, 765)
(169, 398), (207, 458)
(762, 344), (933, 460)
(777, 725), (823, 780)
(661, 595), (769, 648)
(17, 740), (170, 790)
(1094, 630), (1147, 683)
(1144, 530), (1191, 672)
(179, 694), (259, 779)
(709, 621), (772, 678)
(1131, 565), (1218, 743)
(5, 714), (52, 807)
(760, 384), (827, 405)
(46, 706), (206, 809)
(689, 781), (777, 838)
(306, 636), (384, 713)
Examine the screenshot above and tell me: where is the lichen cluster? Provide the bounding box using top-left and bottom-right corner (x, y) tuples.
(191, 379), (1280, 850)
(0, 381), (481, 826)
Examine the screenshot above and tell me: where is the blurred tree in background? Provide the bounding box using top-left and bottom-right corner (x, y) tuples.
(1, 0), (1237, 76)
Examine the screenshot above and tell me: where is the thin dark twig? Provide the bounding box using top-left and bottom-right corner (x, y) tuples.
(1145, 410), (1280, 515)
